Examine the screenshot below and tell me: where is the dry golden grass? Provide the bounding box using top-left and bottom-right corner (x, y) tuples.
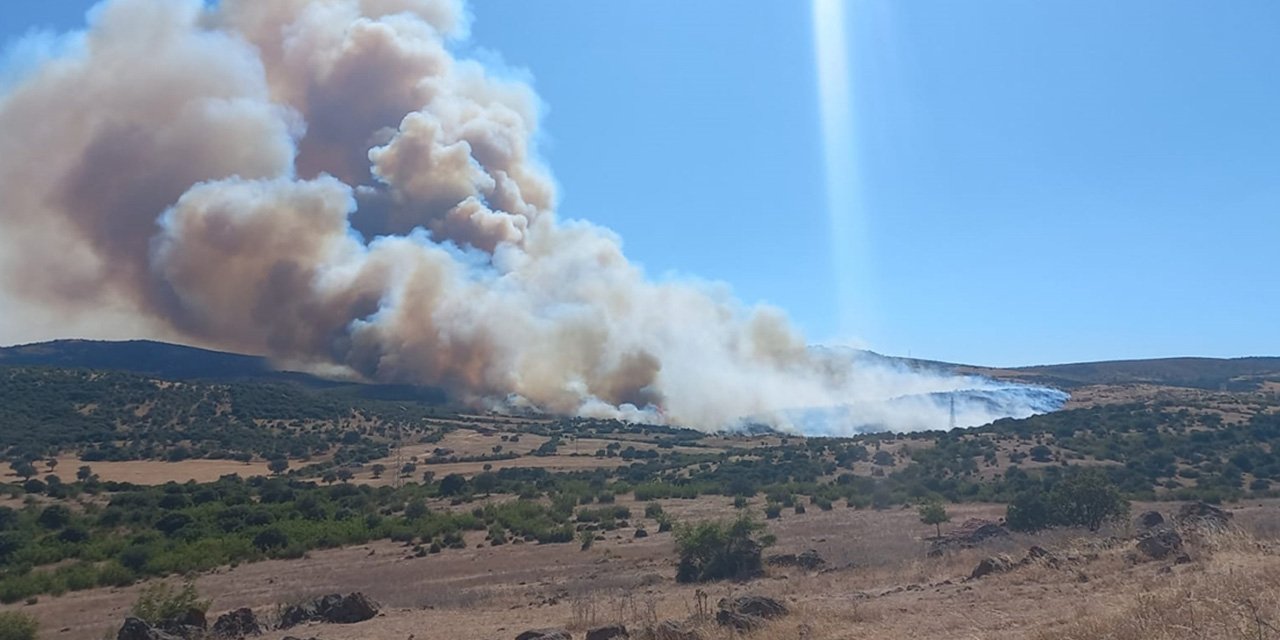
(38, 457), (273, 484)
(1035, 531), (1280, 640)
(16, 500), (1280, 640)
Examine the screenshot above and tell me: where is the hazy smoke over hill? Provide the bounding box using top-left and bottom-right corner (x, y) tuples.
(0, 0), (1065, 432)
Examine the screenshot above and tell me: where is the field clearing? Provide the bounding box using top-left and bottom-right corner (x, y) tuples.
(16, 498), (1280, 640)
(6, 457), (274, 485)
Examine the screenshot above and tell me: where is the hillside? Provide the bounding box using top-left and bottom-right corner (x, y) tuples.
(964, 356), (1280, 391)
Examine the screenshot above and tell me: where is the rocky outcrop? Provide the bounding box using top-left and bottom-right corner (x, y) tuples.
(1176, 502), (1233, 530)
(515, 629), (572, 640)
(719, 595), (789, 620)
(211, 608), (262, 638)
(713, 594), (789, 632)
(1135, 527), (1183, 560)
(278, 593), (379, 628)
(715, 611), (763, 632)
(636, 621), (702, 640)
(1135, 511), (1165, 529)
(585, 625), (628, 640)
(969, 555), (1015, 580)
(766, 549), (826, 571)
(117, 619), (182, 640)
(929, 519), (1010, 556)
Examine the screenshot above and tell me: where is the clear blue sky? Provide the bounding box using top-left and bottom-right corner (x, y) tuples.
(3, 1), (1277, 366)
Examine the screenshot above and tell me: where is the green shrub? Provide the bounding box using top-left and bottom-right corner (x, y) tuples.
(674, 515), (772, 583)
(0, 611), (38, 640)
(131, 580), (209, 625)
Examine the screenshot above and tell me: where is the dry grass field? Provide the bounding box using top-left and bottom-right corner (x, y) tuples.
(14, 499), (1280, 640)
(3, 458), (274, 485)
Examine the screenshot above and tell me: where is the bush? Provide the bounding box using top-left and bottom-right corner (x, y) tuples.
(1006, 469), (1129, 532)
(0, 611), (38, 640)
(674, 515), (772, 583)
(131, 581), (209, 625)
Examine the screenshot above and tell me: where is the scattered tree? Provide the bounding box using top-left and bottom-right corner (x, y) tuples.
(674, 514), (773, 583)
(267, 458), (289, 476)
(918, 500), (951, 538)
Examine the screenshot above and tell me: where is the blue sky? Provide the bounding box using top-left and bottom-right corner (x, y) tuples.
(2, 1), (1276, 366)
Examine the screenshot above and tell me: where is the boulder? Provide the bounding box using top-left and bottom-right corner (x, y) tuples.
(929, 519), (1010, 555)
(637, 621), (702, 640)
(1020, 546), (1060, 568)
(515, 629), (572, 640)
(586, 624), (628, 640)
(278, 593), (379, 628)
(718, 595), (789, 620)
(154, 608), (207, 640)
(211, 608), (262, 638)
(766, 549), (825, 571)
(715, 610), (763, 632)
(1176, 502), (1232, 529)
(1135, 511), (1165, 529)
(969, 555), (1015, 580)
(1135, 527), (1183, 560)
(117, 618), (182, 640)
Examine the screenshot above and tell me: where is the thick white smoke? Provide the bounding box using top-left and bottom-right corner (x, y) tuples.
(0, 0), (1065, 433)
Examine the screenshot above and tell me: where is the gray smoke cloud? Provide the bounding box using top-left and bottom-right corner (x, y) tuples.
(0, 0), (1065, 433)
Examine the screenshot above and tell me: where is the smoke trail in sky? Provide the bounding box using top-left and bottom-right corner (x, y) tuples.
(0, 0), (1066, 433)
(812, 0), (874, 341)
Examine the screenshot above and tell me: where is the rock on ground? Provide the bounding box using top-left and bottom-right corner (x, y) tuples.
(1135, 511), (1165, 529)
(970, 555), (1015, 580)
(515, 628), (572, 640)
(766, 549), (826, 571)
(585, 624), (628, 640)
(211, 608), (262, 638)
(929, 519), (1010, 556)
(1177, 502), (1233, 529)
(719, 595), (789, 620)
(278, 592), (379, 628)
(116, 618), (183, 640)
(1135, 527), (1184, 560)
(636, 620), (703, 640)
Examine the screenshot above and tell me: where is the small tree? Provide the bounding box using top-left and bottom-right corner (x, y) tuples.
(336, 468), (354, 483)
(674, 514), (773, 583)
(370, 464), (386, 479)
(9, 461), (35, 481)
(76, 465), (93, 482)
(1053, 469), (1129, 531)
(1006, 469), (1130, 533)
(439, 473), (468, 497)
(918, 500), (950, 538)
(267, 458), (289, 476)
(1006, 491), (1055, 533)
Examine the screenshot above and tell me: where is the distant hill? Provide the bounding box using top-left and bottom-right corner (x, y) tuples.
(0, 339), (448, 403)
(0, 339), (288, 381)
(964, 357), (1280, 391)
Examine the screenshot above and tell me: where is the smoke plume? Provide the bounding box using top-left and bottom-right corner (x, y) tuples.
(0, 0), (1065, 433)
